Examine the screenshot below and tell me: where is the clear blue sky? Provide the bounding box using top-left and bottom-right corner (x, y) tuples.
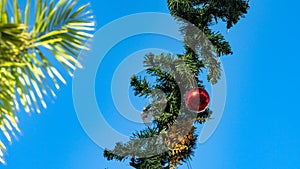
(2, 0), (300, 169)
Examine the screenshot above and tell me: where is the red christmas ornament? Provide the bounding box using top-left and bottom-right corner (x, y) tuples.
(185, 88), (210, 113)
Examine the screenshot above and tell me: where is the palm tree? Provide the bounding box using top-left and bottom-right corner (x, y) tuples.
(0, 0), (94, 163)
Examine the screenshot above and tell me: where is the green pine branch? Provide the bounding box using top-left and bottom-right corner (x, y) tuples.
(104, 0), (250, 168)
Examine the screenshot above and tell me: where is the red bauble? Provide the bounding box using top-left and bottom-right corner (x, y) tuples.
(185, 88), (210, 113)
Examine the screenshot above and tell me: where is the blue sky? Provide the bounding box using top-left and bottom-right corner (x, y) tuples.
(2, 0), (300, 169)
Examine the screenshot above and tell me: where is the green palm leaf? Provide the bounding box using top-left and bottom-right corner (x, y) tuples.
(0, 0), (94, 163)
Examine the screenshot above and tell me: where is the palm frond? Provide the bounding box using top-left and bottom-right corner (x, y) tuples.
(0, 0), (94, 163)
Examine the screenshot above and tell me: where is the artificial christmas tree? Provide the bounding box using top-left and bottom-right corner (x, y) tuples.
(104, 0), (250, 168)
